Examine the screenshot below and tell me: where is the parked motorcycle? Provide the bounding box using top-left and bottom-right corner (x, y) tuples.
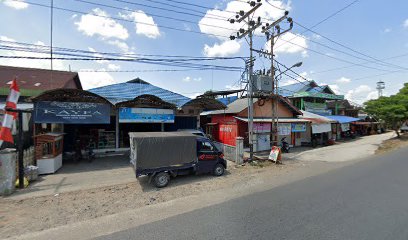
(280, 137), (290, 153)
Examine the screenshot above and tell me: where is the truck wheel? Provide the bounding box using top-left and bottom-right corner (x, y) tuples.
(213, 164), (225, 176)
(154, 172), (170, 188)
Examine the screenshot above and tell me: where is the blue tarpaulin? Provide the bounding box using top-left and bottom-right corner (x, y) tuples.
(323, 115), (360, 124)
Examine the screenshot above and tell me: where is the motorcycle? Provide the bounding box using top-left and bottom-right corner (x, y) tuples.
(280, 137), (290, 153)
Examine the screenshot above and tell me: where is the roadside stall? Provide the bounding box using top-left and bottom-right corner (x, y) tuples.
(31, 89), (113, 169)
(299, 111), (337, 146)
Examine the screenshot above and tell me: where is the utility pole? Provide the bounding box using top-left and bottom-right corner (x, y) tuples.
(229, 0), (262, 160)
(262, 11), (293, 147)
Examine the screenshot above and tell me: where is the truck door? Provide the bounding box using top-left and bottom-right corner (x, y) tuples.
(197, 139), (218, 174)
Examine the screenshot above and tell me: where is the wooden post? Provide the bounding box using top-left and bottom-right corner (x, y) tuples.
(17, 111), (24, 189)
(6, 108), (32, 189)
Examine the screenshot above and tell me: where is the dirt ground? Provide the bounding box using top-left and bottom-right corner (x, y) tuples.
(0, 160), (300, 238)
(376, 133), (408, 154)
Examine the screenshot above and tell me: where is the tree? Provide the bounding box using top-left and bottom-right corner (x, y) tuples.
(364, 84), (408, 137)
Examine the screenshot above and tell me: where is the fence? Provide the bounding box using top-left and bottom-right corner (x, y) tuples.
(213, 138), (244, 164)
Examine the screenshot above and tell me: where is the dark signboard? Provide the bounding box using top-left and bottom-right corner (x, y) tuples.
(34, 101), (110, 124)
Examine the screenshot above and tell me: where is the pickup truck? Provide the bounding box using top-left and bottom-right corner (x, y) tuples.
(129, 132), (227, 188)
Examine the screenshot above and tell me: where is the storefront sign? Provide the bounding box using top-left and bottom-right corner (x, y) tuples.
(293, 91), (344, 100)
(34, 101), (111, 124)
(291, 123), (306, 132)
(119, 108), (174, 123)
(254, 123), (271, 133)
(311, 123), (331, 133)
(278, 123), (291, 136)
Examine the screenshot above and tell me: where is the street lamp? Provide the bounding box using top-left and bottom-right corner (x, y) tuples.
(274, 61), (303, 79)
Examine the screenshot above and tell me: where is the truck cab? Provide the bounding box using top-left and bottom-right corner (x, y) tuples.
(196, 137), (227, 176)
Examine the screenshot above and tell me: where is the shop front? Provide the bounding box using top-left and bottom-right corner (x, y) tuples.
(31, 89), (114, 172)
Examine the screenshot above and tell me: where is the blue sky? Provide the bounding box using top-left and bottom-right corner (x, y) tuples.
(0, 0), (407, 103)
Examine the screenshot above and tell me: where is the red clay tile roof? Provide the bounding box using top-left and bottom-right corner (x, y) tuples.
(0, 65), (82, 92)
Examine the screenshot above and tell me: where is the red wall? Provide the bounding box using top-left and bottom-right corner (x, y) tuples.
(211, 114), (237, 146)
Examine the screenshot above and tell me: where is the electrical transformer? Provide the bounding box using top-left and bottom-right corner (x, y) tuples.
(251, 75), (273, 93)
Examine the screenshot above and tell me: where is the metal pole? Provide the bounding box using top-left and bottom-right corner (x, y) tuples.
(248, 24), (254, 160)
(17, 111), (24, 189)
(50, 0), (53, 71)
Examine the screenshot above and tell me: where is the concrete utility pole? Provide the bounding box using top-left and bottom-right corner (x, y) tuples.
(229, 0), (262, 160)
(262, 12), (293, 146)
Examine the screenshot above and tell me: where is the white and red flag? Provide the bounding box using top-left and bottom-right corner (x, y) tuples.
(0, 79), (20, 147)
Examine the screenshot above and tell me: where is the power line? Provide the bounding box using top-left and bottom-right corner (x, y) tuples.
(0, 55), (244, 71)
(0, 39), (246, 60)
(271, 0), (359, 50)
(310, 52), (408, 75)
(110, 0), (226, 21)
(18, 0), (232, 39)
(275, 37), (398, 73)
(293, 21), (408, 71)
(74, 0), (237, 32)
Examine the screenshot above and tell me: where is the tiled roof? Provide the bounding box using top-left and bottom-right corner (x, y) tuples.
(89, 78), (191, 107)
(0, 65), (81, 94)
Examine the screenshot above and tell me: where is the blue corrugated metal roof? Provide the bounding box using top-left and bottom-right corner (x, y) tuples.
(323, 115), (360, 123)
(279, 82), (311, 97)
(89, 80), (191, 107)
(308, 86), (325, 93)
(217, 96), (238, 105)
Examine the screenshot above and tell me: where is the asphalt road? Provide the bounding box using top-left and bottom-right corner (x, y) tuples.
(95, 147), (408, 240)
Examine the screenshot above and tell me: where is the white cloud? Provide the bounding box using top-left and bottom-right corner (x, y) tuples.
(182, 76), (191, 82)
(3, 0), (28, 9)
(404, 19), (408, 28)
(107, 64), (120, 71)
(203, 40), (241, 57)
(312, 34), (322, 40)
(383, 28), (391, 33)
(336, 77), (351, 83)
(75, 8), (129, 40)
(366, 91), (378, 101)
(107, 40), (130, 52)
(88, 47), (109, 64)
(265, 32), (308, 56)
(182, 76), (202, 82)
(187, 92), (202, 99)
(345, 85), (375, 103)
(0, 36), (64, 70)
(79, 69), (116, 89)
(225, 84), (241, 90)
(328, 84), (340, 94)
(120, 11), (160, 39)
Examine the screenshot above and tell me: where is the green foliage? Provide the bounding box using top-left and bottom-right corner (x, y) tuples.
(364, 83), (408, 133)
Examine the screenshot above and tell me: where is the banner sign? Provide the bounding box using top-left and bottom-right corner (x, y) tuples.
(119, 108), (174, 123)
(254, 123), (271, 133)
(278, 123), (291, 136)
(34, 101), (111, 124)
(293, 91), (344, 100)
(291, 123), (306, 132)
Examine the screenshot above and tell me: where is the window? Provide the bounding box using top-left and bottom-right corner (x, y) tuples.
(199, 141), (214, 151)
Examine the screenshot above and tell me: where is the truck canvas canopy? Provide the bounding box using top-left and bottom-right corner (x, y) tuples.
(129, 132), (197, 170)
